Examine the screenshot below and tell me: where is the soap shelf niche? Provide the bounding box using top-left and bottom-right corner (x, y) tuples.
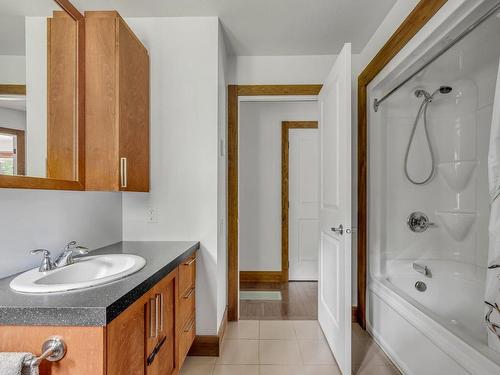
(437, 160), (478, 192)
(436, 211), (478, 241)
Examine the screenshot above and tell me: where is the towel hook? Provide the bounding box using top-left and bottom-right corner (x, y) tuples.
(24, 336), (66, 367)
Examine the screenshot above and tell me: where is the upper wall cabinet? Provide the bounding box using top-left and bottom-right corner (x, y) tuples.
(85, 11), (150, 192)
(0, 0), (85, 190)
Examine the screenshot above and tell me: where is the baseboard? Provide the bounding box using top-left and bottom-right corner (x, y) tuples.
(188, 335), (219, 356)
(188, 306), (228, 356)
(240, 271), (282, 283)
(352, 306), (358, 323)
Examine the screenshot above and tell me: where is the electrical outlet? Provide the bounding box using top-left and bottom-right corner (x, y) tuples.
(147, 208), (158, 223)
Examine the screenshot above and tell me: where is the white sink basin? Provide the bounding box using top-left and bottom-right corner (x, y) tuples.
(10, 254), (146, 294)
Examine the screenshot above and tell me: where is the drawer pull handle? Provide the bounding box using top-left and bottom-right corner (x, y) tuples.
(184, 318), (195, 333)
(146, 336), (167, 366)
(158, 293), (164, 332)
(183, 288), (195, 299)
(183, 258), (195, 266)
(149, 298), (156, 338)
(155, 294), (160, 337)
(120, 157), (128, 188)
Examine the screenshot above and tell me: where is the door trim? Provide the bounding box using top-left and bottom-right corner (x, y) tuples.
(357, 0), (447, 328)
(281, 121), (318, 282)
(227, 85), (322, 321)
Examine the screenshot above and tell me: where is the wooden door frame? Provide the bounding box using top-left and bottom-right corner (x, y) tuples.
(281, 121), (318, 283)
(357, 0), (447, 328)
(228, 85), (322, 321)
(0, 127), (26, 175)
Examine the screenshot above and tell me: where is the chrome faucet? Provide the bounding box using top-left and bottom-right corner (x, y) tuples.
(413, 262), (432, 278)
(54, 241), (89, 268)
(30, 249), (55, 272)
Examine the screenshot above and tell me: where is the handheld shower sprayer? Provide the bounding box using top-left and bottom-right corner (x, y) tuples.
(404, 85), (453, 185)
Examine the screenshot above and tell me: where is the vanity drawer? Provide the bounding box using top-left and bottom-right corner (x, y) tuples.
(179, 286), (195, 325)
(179, 315), (196, 368)
(179, 255), (196, 296)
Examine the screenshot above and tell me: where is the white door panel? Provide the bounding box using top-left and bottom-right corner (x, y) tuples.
(318, 43), (352, 375)
(289, 128), (319, 281)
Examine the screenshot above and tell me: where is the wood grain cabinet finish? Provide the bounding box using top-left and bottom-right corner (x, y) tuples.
(85, 11), (150, 192)
(0, 254), (197, 375)
(177, 256), (196, 368)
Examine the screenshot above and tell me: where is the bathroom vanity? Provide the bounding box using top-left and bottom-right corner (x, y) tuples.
(0, 241), (198, 375)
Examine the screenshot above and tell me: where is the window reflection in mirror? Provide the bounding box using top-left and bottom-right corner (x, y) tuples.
(0, 0), (78, 180)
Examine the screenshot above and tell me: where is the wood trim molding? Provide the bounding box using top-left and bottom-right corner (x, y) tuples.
(357, 0), (447, 329)
(0, 0), (85, 190)
(188, 306), (228, 356)
(228, 85), (322, 322)
(281, 121), (318, 282)
(239, 271), (283, 283)
(228, 85), (239, 321)
(237, 85), (322, 96)
(0, 85), (26, 95)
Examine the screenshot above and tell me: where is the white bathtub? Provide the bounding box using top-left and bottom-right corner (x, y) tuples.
(368, 260), (500, 375)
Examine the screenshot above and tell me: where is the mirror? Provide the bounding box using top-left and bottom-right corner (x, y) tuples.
(0, 0), (84, 189)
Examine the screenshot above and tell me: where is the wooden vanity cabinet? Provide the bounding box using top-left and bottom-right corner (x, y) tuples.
(0, 254), (196, 375)
(85, 11), (150, 192)
(106, 255), (196, 375)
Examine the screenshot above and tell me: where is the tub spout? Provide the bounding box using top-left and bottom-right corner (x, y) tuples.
(413, 262), (432, 278)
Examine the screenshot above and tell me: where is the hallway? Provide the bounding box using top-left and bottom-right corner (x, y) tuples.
(239, 281), (317, 320)
(181, 320), (401, 375)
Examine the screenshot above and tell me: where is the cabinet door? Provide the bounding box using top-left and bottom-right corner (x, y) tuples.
(107, 301), (146, 375)
(146, 273), (176, 375)
(117, 17), (150, 192)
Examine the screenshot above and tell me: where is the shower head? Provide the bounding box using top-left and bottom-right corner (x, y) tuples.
(439, 86), (452, 94)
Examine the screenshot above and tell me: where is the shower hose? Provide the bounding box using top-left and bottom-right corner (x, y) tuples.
(404, 98), (435, 185)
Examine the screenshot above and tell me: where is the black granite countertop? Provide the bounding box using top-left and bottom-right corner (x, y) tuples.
(0, 241), (199, 326)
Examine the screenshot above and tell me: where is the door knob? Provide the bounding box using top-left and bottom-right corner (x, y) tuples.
(331, 224), (344, 235)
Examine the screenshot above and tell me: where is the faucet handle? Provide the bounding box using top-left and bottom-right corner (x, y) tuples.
(30, 248), (50, 256)
(65, 241), (89, 254)
(30, 249), (55, 272)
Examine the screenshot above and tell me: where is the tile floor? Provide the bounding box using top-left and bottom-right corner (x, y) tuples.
(181, 320), (401, 375)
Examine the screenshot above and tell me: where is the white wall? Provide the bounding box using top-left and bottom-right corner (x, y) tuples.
(122, 17), (224, 336)
(25, 17), (47, 178)
(0, 108), (25, 131)
(0, 56), (26, 84)
(228, 55), (336, 84)
(216, 21), (228, 328)
(0, 190), (122, 279)
(239, 101), (319, 271)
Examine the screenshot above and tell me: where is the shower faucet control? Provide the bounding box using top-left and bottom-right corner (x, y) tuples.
(407, 212), (437, 233)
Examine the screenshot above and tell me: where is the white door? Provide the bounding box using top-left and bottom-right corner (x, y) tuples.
(289, 128), (320, 281)
(318, 43), (352, 375)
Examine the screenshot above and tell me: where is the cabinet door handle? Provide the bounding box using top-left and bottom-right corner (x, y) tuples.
(156, 293), (164, 332)
(184, 318), (195, 333)
(183, 287), (195, 299)
(155, 294), (160, 337)
(149, 298), (156, 338)
(146, 336), (167, 366)
(120, 157), (128, 188)
(183, 257), (195, 266)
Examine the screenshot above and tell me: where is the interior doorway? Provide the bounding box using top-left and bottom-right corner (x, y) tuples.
(282, 121), (319, 281)
(239, 119), (319, 320)
(232, 87), (321, 321)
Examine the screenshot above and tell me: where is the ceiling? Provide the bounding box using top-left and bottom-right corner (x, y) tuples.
(0, 0), (397, 56)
